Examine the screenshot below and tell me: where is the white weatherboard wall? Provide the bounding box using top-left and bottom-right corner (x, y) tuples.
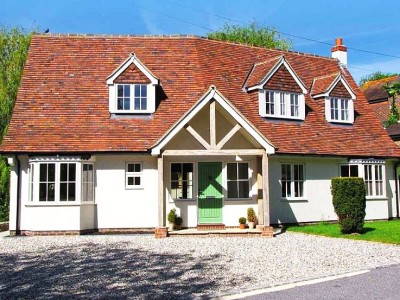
(95, 155), (158, 229)
(269, 156), (397, 224)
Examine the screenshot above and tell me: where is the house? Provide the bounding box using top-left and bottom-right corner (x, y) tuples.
(361, 76), (400, 144)
(1, 35), (399, 237)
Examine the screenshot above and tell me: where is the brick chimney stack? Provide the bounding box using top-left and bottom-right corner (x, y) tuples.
(331, 37), (347, 66)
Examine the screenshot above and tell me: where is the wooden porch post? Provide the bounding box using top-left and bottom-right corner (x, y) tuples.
(155, 155), (168, 238)
(261, 152), (274, 237)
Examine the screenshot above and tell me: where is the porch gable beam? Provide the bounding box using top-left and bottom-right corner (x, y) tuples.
(216, 124), (241, 150)
(185, 125), (211, 150)
(210, 100), (216, 149)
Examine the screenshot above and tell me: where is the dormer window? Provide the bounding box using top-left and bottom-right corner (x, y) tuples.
(116, 84), (148, 112)
(107, 53), (159, 114)
(260, 90), (305, 120)
(311, 73), (356, 124)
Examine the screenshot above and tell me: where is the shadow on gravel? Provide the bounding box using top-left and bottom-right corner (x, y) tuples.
(0, 240), (227, 299)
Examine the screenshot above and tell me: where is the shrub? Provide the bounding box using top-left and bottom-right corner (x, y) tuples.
(167, 209), (177, 223)
(331, 177), (366, 234)
(175, 216), (183, 226)
(247, 207), (257, 222)
(239, 217), (247, 224)
(0, 157), (10, 222)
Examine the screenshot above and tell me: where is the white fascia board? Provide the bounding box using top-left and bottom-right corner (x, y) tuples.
(151, 86), (275, 155)
(249, 57), (308, 94)
(106, 54), (159, 85)
(326, 74), (356, 100)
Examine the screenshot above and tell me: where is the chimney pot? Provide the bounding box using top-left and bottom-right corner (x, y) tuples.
(331, 37), (347, 66)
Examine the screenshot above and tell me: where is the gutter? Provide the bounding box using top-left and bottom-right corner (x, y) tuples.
(395, 161), (400, 219)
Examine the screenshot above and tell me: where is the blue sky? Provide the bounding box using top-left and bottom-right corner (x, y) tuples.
(2, 0), (400, 84)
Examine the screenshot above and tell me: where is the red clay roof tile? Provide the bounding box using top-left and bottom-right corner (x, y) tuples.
(1, 34), (399, 158)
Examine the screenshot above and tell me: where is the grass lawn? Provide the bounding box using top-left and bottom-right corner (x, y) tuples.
(285, 219), (400, 245)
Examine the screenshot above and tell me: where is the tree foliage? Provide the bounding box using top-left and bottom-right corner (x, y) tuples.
(207, 22), (292, 50)
(0, 27), (33, 222)
(383, 81), (400, 128)
(359, 71), (399, 87)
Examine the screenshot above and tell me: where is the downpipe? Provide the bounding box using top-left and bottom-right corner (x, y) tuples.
(394, 161), (400, 219)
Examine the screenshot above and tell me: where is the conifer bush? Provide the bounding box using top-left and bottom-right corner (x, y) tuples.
(331, 177), (366, 234)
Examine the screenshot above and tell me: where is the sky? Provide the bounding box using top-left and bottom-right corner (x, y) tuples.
(2, 0), (400, 84)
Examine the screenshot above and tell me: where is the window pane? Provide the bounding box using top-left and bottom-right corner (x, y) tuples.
(124, 98), (130, 110)
(280, 93), (285, 116)
(69, 164), (76, 181)
(68, 183), (76, 201)
(127, 177), (134, 186)
(134, 163), (141, 172)
(39, 183), (47, 201)
(141, 98), (147, 110)
(227, 181), (238, 198)
(227, 163), (237, 180)
(134, 97), (140, 110)
(238, 181), (249, 198)
(40, 164), (47, 182)
(118, 85), (123, 97)
(183, 163), (193, 179)
(124, 85), (130, 97)
(117, 98), (123, 110)
(134, 85), (140, 96)
(141, 85), (147, 97)
(350, 165), (358, 177)
(340, 165), (349, 177)
(134, 177), (141, 186)
(238, 163), (248, 179)
(127, 164), (134, 173)
(48, 164), (55, 182)
(87, 183), (94, 202)
(60, 183), (67, 201)
(48, 183), (55, 201)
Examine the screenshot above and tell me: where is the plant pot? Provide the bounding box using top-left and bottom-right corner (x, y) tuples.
(239, 223), (246, 229)
(248, 222), (255, 229)
(168, 222), (174, 231)
(176, 225), (182, 230)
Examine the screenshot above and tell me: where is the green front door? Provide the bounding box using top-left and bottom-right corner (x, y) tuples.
(198, 162), (223, 224)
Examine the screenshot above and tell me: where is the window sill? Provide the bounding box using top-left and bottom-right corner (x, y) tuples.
(225, 198), (253, 201)
(366, 197), (387, 201)
(25, 202), (95, 207)
(125, 187), (144, 190)
(174, 198), (196, 201)
(261, 114), (304, 121)
(280, 198), (308, 202)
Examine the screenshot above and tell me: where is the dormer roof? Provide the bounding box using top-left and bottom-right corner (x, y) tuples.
(244, 55), (307, 94)
(106, 53), (159, 85)
(311, 72), (356, 99)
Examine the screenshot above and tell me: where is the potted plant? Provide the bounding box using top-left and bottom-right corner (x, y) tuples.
(239, 217), (247, 229)
(247, 208), (257, 229)
(175, 216), (183, 230)
(167, 209), (177, 231)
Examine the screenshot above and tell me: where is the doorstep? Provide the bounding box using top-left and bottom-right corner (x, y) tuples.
(168, 227), (278, 237)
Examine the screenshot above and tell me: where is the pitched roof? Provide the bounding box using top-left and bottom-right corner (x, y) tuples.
(245, 56), (282, 88)
(361, 76), (400, 102)
(311, 73), (339, 96)
(1, 34), (399, 158)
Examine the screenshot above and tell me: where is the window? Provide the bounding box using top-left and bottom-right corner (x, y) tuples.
(327, 97), (353, 123)
(260, 90), (304, 120)
(116, 84), (147, 112)
(126, 162), (142, 189)
(340, 162), (385, 198)
(340, 165), (359, 177)
(281, 163), (304, 198)
(364, 164), (383, 197)
(39, 163), (56, 202)
(29, 159), (95, 204)
(227, 163), (250, 198)
(82, 164), (94, 202)
(60, 163), (76, 201)
(171, 163), (193, 199)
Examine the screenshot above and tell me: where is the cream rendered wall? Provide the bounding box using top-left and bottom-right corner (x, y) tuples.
(269, 156), (397, 224)
(95, 155), (158, 229)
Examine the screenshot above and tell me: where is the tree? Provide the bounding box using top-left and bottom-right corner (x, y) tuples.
(383, 81), (400, 128)
(0, 27), (33, 222)
(359, 71), (399, 87)
(207, 22), (292, 50)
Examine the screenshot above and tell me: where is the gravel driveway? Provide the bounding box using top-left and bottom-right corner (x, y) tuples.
(1, 231), (400, 299)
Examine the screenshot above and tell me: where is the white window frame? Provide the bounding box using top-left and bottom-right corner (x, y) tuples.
(340, 160), (386, 199)
(259, 90), (305, 120)
(280, 163), (306, 200)
(226, 162), (251, 199)
(82, 163), (95, 202)
(28, 158), (95, 205)
(170, 162), (194, 200)
(125, 162), (143, 189)
(325, 97), (354, 124)
(116, 84), (148, 113)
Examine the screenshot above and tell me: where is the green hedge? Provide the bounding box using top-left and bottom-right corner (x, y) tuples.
(331, 177), (366, 234)
(0, 156), (10, 222)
